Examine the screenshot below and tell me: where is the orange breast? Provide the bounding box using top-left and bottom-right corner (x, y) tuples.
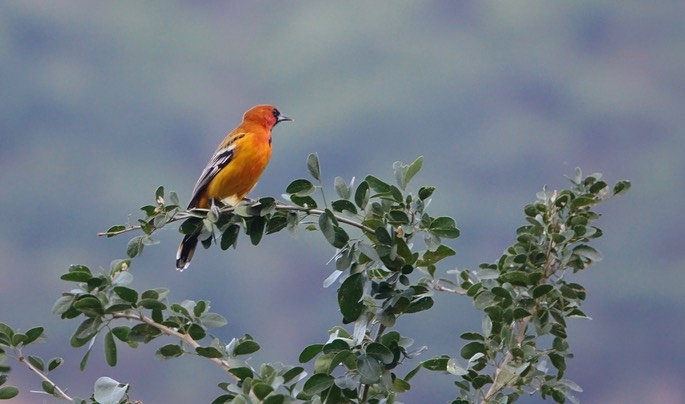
(204, 132), (272, 206)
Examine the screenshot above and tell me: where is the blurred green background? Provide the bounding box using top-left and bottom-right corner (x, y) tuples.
(1, 1), (683, 403)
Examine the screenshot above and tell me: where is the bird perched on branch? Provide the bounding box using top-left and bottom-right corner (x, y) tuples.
(176, 104), (292, 270)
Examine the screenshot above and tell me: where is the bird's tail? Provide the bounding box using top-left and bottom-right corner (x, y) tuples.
(176, 234), (199, 271)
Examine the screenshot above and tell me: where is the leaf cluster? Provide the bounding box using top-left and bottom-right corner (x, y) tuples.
(416, 169), (630, 403)
(0, 157), (629, 403)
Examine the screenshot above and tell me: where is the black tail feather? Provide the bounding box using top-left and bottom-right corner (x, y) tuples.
(176, 234), (199, 271)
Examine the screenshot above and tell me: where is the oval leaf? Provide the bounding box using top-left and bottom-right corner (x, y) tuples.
(234, 340), (260, 356)
(104, 331), (117, 367)
(307, 153), (321, 181)
(302, 373), (334, 395)
(286, 179), (315, 196)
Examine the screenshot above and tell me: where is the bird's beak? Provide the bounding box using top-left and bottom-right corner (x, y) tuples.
(277, 113), (293, 124)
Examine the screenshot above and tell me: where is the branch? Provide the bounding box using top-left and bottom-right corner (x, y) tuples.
(481, 316), (531, 403)
(18, 354), (72, 401)
(274, 204), (375, 234)
(98, 202), (375, 237)
(111, 312), (236, 379)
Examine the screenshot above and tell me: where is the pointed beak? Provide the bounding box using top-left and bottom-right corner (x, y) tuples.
(276, 113), (293, 124)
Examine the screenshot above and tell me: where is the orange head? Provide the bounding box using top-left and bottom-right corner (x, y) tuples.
(242, 104), (292, 130)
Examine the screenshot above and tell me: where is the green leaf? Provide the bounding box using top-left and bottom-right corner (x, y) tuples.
(104, 331), (117, 367)
(394, 156), (424, 190)
(571, 196), (595, 208)
(322, 339), (350, 354)
(513, 308), (531, 320)
(405, 156), (424, 185)
(365, 175), (391, 194)
(286, 179), (315, 196)
(357, 354), (383, 384)
(0, 386), (19, 399)
(71, 318), (100, 347)
(105, 303), (133, 314)
(196, 347), (223, 358)
(366, 342), (394, 365)
(188, 324), (206, 341)
(27, 356), (44, 372)
(354, 181), (370, 209)
(387, 210), (410, 225)
(549, 352), (566, 374)
(319, 210), (349, 248)
(253, 382), (274, 400)
(234, 340), (260, 356)
(24, 327), (44, 345)
(299, 344), (323, 363)
(60, 265), (93, 282)
(79, 345), (93, 370)
(374, 226), (392, 245)
(73, 296), (105, 316)
(157, 344), (183, 358)
(290, 195), (317, 208)
(247, 216), (266, 245)
(331, 199), (357, 214)
(421, 356), (449, 371)
(110, 326), (131, 342)
(460, 332), (484, 341)
(418, 245), (456, 266)
(302, 373), (334, 395)
(138, 298), (167, 311)
(338, 273), (365, 323)
(282, 366), (305, 383)
(334, 176), (350, 199)
(318, 210), (335, 243)
(551, 324), (568, 339)
(179, 217), (203, 235)
(169, 191), (180, 206)
(500, 271), (530, 286)
(47, 357), (63, 372)
(220, 224), (240, 250)
(533, 284), (554, 298)
(405, 297), (434, 314)
(573, 244), (603, 263)
(229, 367), (254, 381)
(460, 342), (486, 359)
(306, 153), (321, 181)
(128, 323), (162, 343)
(201, 313), (228, 328)
(126, 235), (145, 258)
(11, 333), (27, 347)
(418, 186), (435, 200)
(266, 214), (288, 234)
(0, 323), (13, 343)
(429, 216), (460, 238)
(612, 180), (631, 196)
(113, 287), (138, 304)
(41, 380), (55, 396)
(193, 301), (207, 317)
(392, 377), (411, 393)
(104, 225), (126, 237)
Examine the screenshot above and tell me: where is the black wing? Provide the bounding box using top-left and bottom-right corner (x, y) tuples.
(187, 144), (236, 208)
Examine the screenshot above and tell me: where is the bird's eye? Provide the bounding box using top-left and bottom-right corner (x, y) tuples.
(272, 108), (280, 118)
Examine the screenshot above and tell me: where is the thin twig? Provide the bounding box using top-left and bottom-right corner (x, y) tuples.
(18, 354), (73, 401)
(98, 202), (375, 237)
(274, 204), (375, 234)
(111, 312), (236, 379)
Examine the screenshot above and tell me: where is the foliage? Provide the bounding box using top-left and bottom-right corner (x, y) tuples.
(0, 155), (629, 403)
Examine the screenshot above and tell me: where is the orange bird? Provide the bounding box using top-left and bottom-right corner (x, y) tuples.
(176, 104), (292, 270)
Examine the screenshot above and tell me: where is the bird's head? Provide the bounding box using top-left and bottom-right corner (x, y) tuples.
(244, 104), (292, 130)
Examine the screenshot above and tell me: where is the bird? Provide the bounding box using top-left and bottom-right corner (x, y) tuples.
(175, 104), (292, 270)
